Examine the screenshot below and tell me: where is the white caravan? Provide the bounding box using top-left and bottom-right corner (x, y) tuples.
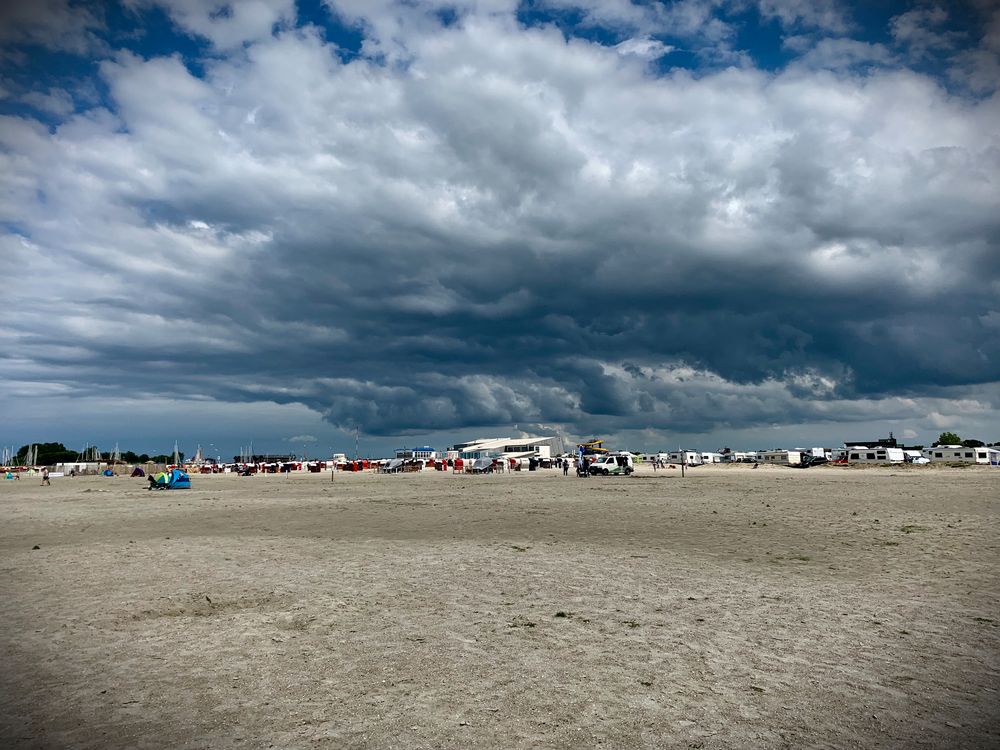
(922, 445), (1000, 465)
(757, 450), (803, 466)
(847, 446), (905, 463)
(668, 451), (703, 466)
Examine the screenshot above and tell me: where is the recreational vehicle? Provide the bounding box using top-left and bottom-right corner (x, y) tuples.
(847, 446), (905, 464)
(757, 450), (803, 466)
(922, 445), (1000, 465)
(668, 451), (703, 466)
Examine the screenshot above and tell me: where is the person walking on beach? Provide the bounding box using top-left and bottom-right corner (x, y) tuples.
(41, 468), (50, 486)
(563, 459), (569, 476)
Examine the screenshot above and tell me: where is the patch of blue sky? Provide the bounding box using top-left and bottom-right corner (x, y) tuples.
(514, 2), (815, 73)
(724, 4), (794, 71)
(1, 221), (31, 240)
(104, 3), (212, 76)
(294, 0), (365, 61)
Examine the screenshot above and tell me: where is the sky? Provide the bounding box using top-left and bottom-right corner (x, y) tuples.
(1, 0), (998, 460)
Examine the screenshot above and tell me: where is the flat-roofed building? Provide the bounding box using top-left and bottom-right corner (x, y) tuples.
(452, 436), (556, 461)
(395, 446), (436, 460)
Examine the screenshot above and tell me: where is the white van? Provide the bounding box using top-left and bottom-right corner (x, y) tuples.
(588, 453), (634, 475)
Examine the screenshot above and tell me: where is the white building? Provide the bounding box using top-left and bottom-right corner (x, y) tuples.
(701, 452), (724, 464)
(453, 436), (555, 463)
(923, 445), (1000, 465)
(394, 446), (436, 460)
(54, 461), (106, 474)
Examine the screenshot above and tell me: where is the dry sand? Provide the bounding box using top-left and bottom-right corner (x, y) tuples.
(1, 464), (998, 749)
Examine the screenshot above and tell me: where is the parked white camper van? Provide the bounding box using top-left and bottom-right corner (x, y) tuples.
(588, 453), (634, 475)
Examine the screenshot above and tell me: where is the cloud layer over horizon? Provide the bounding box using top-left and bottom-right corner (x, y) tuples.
(2, 0), (999, 454)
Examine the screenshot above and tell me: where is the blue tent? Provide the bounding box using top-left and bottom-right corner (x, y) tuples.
(149, 469), (191, 490)
(168, 469), (191, 488)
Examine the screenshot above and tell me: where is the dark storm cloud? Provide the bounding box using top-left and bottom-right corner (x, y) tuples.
(2, 0), (999, 447)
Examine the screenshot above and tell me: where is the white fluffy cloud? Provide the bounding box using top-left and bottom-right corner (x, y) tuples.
(754, 0), (851, 34)
(1, 2), (998, 453)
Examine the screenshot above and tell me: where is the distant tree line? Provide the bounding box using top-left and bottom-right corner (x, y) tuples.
(14, 443), (183, 465)
(933, 432), (994, 448)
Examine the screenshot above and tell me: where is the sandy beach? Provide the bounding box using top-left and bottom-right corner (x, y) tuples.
(1, 464), (998, 749)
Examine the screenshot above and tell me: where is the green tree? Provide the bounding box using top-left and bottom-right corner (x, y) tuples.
(935, 431), (962, 446)
(16, 442), (77, 465)
(961, 439), (984, 448)
(150, 452), (184, 463)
